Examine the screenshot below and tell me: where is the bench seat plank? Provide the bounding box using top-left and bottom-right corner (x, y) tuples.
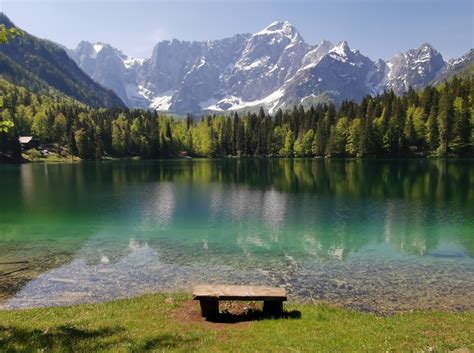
(192, 285), (287, 301)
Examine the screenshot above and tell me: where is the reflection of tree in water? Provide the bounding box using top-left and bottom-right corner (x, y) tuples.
(384, 200), (440, 256)
(10, 159), (472, 210)
(1, 159), (473, 305)
(48, 160), (472, 260)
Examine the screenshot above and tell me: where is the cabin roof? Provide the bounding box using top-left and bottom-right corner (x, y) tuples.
(19, 136), (34, 144)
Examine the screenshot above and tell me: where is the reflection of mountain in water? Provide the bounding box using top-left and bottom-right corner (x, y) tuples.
(2, 160), (473, 259)
(1, 159), (473, 308)
(141, 182), (176, 228)
(55, 178), (470, 270)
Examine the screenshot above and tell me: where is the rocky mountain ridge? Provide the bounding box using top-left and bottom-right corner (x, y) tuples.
(67, 20), (473, 114)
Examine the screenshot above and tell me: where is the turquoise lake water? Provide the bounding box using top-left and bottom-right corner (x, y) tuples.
(1, 159), (473, 312)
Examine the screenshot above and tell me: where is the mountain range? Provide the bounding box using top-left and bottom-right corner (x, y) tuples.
(67, 21), (473, 114)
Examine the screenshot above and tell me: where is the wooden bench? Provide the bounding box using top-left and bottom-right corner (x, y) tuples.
(192, 285), (287, 318)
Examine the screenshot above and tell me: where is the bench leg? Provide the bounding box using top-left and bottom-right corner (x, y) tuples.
(199, 300), (219, 318)
(263, 300), (283, 317)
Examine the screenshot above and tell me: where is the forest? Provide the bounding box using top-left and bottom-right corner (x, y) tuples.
(0, 75), (472, 161)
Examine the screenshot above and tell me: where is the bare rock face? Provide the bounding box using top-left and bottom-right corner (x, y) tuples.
(224, 21), (309, 101)
(385, 43), (445, 94)
(67, 22), (470, 114)
(431, 48), (474, 85)
(281, 41), (379, 108)
(163, 34), (251, 113)
(66, 41), (144, 107)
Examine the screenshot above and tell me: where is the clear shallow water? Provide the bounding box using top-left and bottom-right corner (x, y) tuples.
(0, 159), (473, 312)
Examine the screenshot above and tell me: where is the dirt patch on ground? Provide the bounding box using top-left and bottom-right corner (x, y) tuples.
(173, 299), (267, 329)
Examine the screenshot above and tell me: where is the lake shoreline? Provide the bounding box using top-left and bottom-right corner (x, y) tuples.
(2, 286), (473, 314)
(1, 290), (474, 315)
(12, 153), (474, 164)
(0, 293), (472, 352)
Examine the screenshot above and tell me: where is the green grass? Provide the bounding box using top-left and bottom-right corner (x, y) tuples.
(0, 294), (473, 352)
(22, 149), (80, 163)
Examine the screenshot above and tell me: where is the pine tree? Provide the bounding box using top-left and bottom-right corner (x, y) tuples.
(453, 95), (472, 154)
(437, 86), (454, 156)
(361, 100), (375, 155)
(312, 120), (326, 156)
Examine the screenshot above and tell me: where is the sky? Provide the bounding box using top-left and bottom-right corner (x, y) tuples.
(1, 0), (473, 61)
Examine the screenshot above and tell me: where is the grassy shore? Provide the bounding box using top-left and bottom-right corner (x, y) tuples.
(22, 150), (81, 163)
(0, 294), (472, 352)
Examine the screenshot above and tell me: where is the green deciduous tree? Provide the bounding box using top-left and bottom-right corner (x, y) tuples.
(347, 118), (363, 156)
(437, 86), (454, 156)
(326, 117), (348, 156)
(32, 111), (49, 141)
(281, 130), (295, 157)
(112, 113), (129, 156)
(53, 113), (67, 153)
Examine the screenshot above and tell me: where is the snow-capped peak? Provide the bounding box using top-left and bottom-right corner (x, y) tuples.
(264, 20), (292, 32)
(385, 42), (445, 94)
(300, 40), (333, 70)
(447, 48), (473, 67)
(254, 20), (301, 42)
(77, 40), (144, 69)
(330, 41), (350, 56)
(404, 43), (439, 60)
(420, 42), (435, 51)
(79, 42), (107, 59)
(327, 41), (353, 63)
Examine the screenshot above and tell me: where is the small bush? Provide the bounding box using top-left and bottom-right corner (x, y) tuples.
(26, 148), (42, 161)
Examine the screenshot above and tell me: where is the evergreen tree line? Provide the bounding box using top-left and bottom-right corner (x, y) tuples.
(0, 75), (472, 161)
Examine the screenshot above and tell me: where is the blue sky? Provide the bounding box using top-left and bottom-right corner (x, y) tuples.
(2, 0), (473, 61)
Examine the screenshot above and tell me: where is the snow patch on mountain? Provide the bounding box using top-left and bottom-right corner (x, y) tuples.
(205, 88), (285, 113)
(328, 41), (355, 64)
(300, 40), (333, 71)
(151, 91), (174, 111)
(90, 43), (104, 57)
(123, 57), (144, 69)
(385, 43), (445, 94)
(124, 84), (151, 106)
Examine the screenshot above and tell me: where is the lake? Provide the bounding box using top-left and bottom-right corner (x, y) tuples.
(0, 159), (473, 312)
